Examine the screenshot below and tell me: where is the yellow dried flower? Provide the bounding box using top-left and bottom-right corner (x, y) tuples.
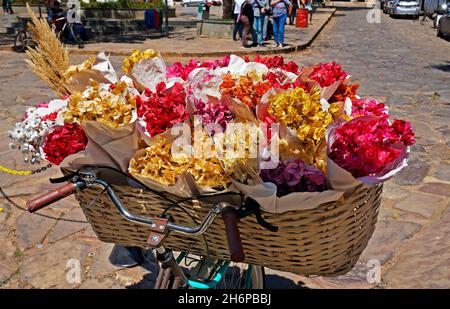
(122, 49), (159, 74)
(213, 125), (260, 185)
(63, 80), (136, 128)
(63, 57), (96, 80)
(129, 135), (230, 188)
(268, 87), (347, 172)
(279, 139), (326, 173)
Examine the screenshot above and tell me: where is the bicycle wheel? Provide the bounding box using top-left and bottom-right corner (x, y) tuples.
(13, 29), (28, 53)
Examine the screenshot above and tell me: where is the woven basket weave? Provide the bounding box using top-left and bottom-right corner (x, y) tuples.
(73, 178), (382, 277)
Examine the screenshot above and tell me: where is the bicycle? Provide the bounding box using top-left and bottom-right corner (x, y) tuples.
(26, 166), (265, 289)
(13, 4), (85, 53)
(51, 11), (85, 49)
(13, 17), (35, 53)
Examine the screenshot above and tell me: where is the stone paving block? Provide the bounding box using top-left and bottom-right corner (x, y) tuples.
(297, 262), (373, 289)
(429, 143), (450, 161)
(19, 240), (92, 288)
(79, 277), (121, 289)
(361, 221), (421, 265)
(0, 201), (11, 222)
(394, 193), (443, 218)
(0, 258), (18, 285)
(0, 239), (17, 261)
(419, 182), (450, 197)
(382, 183), (411, 200)
(47, 207), (89, 243)
(0, 224), (9, 238)
(90, 243), (125, 278)
(395, 158), (430, 186)
(15, 211), (55, 250)
(433, 163), (450, 182)
(384, 207), (450, 288)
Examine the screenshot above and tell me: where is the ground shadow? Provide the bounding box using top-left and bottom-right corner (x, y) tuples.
(123, 254), (304, 289)
(390, 15), (420, 20)
(265, 274), (305, 289)
(427, 61), (450, 72)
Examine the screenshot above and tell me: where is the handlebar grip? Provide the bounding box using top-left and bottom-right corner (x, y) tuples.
(26, 183), (78, 213)
(221, 209), (245, 262)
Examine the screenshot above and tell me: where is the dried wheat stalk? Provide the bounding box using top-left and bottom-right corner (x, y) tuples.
(24, 3), (71, 96)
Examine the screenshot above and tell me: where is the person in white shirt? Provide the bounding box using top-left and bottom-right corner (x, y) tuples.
(233, 0), (245, 41)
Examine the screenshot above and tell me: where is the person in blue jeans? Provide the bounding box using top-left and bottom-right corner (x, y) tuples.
(252, 0), (269, 47)
(262, 14), (269, 41)
(233, 0), (245, 41)
(270, 0), (290, 47)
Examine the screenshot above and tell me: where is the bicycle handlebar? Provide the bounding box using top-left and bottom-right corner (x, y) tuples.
(221, 209), (245, 262)
(26, 175), (245, 261)
(26, 182), (85, 213)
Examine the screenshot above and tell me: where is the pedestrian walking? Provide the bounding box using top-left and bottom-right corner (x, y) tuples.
(239, 0), (255, 48)
(289, 0), (301, 25)
(270, 0), (291, 47)
(3, 0), (13, 14)
(253, 0), (269, 47)
(233, 0), (245, 41)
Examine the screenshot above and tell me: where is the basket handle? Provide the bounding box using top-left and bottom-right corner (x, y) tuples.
(221, 208), (245, 262)
(26, 183), (80, 213)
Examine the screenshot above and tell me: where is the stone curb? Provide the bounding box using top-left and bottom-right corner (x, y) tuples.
(0, 9), (336, 57)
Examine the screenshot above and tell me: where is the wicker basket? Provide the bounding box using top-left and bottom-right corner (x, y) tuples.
(73, 174), (382, 277)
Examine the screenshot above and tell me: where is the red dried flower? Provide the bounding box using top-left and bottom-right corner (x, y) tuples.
(193, 98), (233, 133)
(42, 123), (88, 165)
(250, 55), (300, 74)
(351, 98), (388, 118)
(136, 82), (189, 137)
(329, 116), (415, 178)
(166, 56), (230, 81)
(308, 62), (348, 87)
(166, 59), (199, 81)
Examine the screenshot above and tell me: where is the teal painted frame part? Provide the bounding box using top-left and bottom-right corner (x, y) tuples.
(188, 261), (231, 289)
(175, 252), (233, 289)
(243, 265), (254, 289)
(174, 252), (255, 289)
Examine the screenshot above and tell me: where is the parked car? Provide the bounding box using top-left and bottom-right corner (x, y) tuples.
(182, 0), (204, 6)
(437, 2), (450, 38)
(390, 0), (421, 18)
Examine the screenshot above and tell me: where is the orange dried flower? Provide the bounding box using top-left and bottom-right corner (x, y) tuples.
(329, 82), (359, 103)
(219, 73), (271, 110)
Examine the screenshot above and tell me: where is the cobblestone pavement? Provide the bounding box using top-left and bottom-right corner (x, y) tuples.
(0, 4), (449, 289)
